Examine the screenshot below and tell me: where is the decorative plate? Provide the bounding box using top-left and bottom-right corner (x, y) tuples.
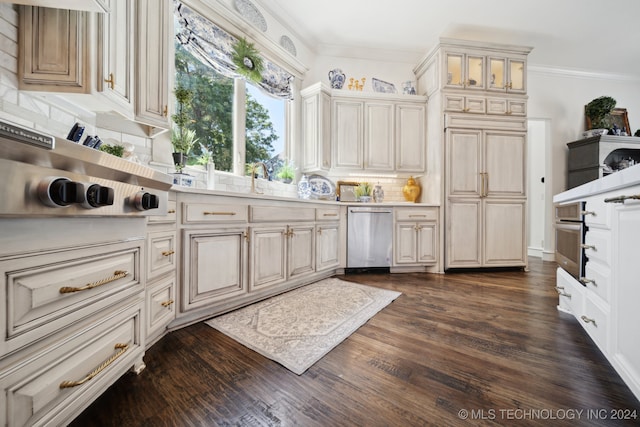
(372, 77), (397, 94)
(308, 175), (336, 200)
(234, 0), (267, 32)
(280, 35), (297, 57)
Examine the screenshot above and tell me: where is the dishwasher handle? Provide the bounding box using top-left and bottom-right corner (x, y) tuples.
(349, 208), (393, 214)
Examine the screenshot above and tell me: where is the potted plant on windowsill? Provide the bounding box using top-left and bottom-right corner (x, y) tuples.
(275, 160), (295, 184)
(171, 86), (198, 172)
(585, 96), (616, 137)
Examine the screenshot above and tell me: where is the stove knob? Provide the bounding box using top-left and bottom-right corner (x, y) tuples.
(83, 184), (114, 208)
(38, 177), (84, 207)
(133, 191), (159, 211)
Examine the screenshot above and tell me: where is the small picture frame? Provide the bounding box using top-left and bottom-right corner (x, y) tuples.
(336, 181), (360, 202)
(585, 107), (631, 134)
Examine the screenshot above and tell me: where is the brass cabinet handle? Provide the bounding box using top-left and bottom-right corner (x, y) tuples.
(163, 105), (168, 117)
(580, 210), (595, 216)
(59, 343), (129, 389)
(243, 230), (250, 243)
(59, 270), (128, 294)
(604, 194), (640, 204)
(480, 173), (485, 197)
(506, 82), (513, 90)
(161, 299), (174, 307)
(555, 286), (571, 298)
(581, 315), (597, 326)
(580, 244), (596, 251)
(462, 107), (470, 112)
(323, 213), (338, 217)
(409, 214), (427, 218)
(203, 211), (237, 216)
(317, 228), (322, 235)
(167, 209), (176, 214)
(161, 250), (175, 257)
(505, 110), (512, 115)
(484, 172), (489, 197)
(579, 277), (596, 286)
(104, 72), (115, 89)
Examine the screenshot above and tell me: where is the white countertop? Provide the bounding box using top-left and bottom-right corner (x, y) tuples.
(171, 186), (439, 207)
(553, 163), (640, 203)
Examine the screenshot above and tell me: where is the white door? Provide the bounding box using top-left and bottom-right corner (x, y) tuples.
(527, 119), (549, 258)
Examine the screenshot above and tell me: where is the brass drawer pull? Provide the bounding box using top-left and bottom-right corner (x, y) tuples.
(161, 299), (174, 307)
(604, 194), (640, 204)
(580, 244), (596, 251)
(323, 213), (338, 217)
(409, 214), (427, 218)
(161, 250), (175, 257)
(59, 343), (129, 389)
(579, 277), (596, 286)
(59, 270), (128, 294)
(580, 315), (597, 326)
(167, 209), (176, 214)
(555, 286), (571, 298)
(203, 211), (237, 216)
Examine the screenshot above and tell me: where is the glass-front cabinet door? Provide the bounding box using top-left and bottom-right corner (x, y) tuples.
(466, 55), (484, 89)
(489, 57), (506, 90)
(508, 59), (526, 93)
(488, 57), (526, 93)
(445, 53), (485, 90)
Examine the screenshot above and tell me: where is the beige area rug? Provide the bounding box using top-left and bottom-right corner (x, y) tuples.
(205, 278), (401, 375)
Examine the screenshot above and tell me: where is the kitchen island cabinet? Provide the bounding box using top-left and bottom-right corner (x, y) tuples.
(553, 164), (640, 402)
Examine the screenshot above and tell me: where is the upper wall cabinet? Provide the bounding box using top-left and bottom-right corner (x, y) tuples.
(9, 0), (109, 13)
(18, 1), (171, 132)
(301, 83), (427, 174)
(488, 56), (526, 94)
(445, 53), (485, 90)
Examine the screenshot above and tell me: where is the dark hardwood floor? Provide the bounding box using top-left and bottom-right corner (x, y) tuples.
(71, 258), (639, 426)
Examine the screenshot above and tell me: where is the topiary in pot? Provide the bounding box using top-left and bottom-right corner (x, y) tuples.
(585, 96), (616, 130)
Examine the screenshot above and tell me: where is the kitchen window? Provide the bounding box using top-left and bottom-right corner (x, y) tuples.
(174, 3), (293, 175)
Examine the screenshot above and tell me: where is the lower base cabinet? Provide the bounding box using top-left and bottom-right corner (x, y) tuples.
(316, 222), (340, 271)
(393, 207), (438, 266)
(181, 228), (249, 312)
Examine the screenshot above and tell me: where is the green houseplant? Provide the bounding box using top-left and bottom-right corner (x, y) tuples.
(171, 86), (197, 172)
(585, 96), (616, 131)
(354, 182), (372, 202)
(275, 160), (295, 183)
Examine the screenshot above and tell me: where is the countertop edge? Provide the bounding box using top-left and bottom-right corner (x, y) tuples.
(553, 164), (640, 203)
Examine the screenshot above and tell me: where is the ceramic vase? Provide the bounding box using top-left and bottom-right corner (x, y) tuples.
(328, 68), (345, 89)
(402, 176), (421, 202)
(373, 185), (384, 203)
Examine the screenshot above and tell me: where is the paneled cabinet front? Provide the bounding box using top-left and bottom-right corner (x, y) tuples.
(181, 228), (249, 311)
(394, 208), (438, 266)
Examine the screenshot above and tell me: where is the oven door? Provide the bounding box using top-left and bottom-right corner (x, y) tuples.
(555, 221), (583, 280)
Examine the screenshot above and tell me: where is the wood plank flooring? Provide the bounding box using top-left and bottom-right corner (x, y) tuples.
(70, 258), (640, 426)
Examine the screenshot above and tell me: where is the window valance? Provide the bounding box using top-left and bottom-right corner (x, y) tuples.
(175, 3), (294, 100)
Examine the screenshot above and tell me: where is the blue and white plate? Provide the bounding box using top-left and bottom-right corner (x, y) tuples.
(308, 175), (336, 200)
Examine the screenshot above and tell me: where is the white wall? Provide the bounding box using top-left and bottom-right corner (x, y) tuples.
(527, 68), (640, 255)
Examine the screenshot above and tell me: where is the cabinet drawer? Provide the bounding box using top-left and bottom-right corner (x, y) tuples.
(0, 240), (143, 357)
(316, 207), (340, 221)
(444, 95), (485, 113)
(147, 229), (177, 280)
(148, 199), (177, 224)
(0, 302), (143, 427)
(395, 207), (438, 222)
(581, 293), (609, 352)
(250, 205), (315, 222)
(583, 198), (610, 229)
(582, 261), (610, 303)
(146, 275), (175, 341)
(556, 267), (584, 315)
(583, 229), (611, 267)
(183, 203), (248, 224)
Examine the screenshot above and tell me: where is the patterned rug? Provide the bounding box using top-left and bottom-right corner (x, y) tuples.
(206, 278), (401, 375)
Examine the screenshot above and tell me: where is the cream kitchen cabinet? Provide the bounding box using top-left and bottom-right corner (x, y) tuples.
(486, 97), (527, 116)
(315, 207), (341, 271)
(488, 56), (527, 94)
(145, 197), (177, 347)
(18, 0), (171, 131)
(301, 83), (331, 172)
(445, 127), (527, 268)
(302, 85), (427, 173)
(393, 207), (438, 266)
(134, 0), (171, 128)
(395, 103), (426, 172)
(332, 98), (364, 169)
(249, 205), (316, 290)
(444, 51), (485, 90)
(444, 94), (486, 114)
(19, 7), (89, 92)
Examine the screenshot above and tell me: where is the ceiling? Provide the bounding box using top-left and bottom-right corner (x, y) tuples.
(260, 0), (640, 76)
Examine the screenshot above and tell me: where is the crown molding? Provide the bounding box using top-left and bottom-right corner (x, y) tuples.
(528, 64), (640, 82)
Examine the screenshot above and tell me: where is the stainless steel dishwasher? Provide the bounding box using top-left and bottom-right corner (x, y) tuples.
(347, 206), (393, 268)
